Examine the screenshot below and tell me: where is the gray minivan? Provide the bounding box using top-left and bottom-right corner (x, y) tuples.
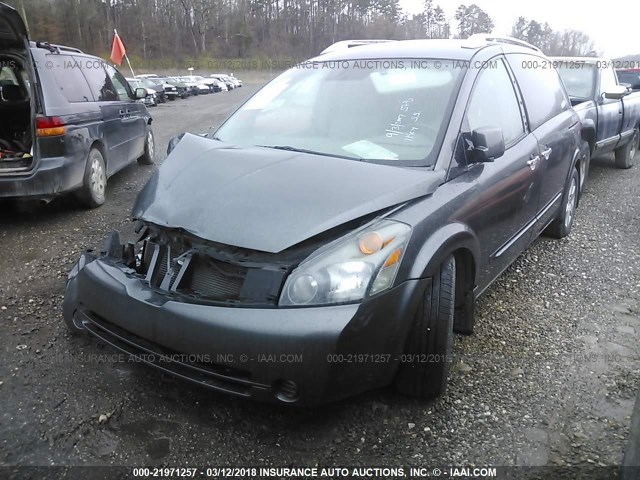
(0, 2), (154, 208)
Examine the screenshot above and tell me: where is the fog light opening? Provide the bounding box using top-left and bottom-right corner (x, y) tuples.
(71, 310), (85, 330)
(273, 379), (299, 403)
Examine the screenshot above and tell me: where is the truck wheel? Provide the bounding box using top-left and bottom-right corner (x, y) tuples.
(545, 168), (579, 239)
(138, 128), (155, 165)
(77, 148), (106, 209)
(395, 256), (456, 399)
(615, 129), (638, 169)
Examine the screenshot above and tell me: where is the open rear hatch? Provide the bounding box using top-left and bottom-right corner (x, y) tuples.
(0, 2), (34, 173)
(0, 2), (28, 47)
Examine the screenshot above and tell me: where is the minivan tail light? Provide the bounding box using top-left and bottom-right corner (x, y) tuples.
(36, 116), (66, 137)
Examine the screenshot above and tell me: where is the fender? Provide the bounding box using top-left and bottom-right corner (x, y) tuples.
(407, 222), (481, 280)
(580, 118), (596, 153)
(406, 222), (481, 335)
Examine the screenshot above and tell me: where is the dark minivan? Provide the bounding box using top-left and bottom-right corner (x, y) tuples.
(0, 2), (154, 208)
(64, 36), (583, 405)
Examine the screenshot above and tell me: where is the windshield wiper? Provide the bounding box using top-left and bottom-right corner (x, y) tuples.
(257, 145), (362, 161)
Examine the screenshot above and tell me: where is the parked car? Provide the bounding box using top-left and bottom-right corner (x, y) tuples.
(154, 77), (180, 101)
(228, 75), (243, 88)
(617, 68), (640, 92)
(140, 77), (167, 103)
(211, 74), (235, 90)
(127, 78), (157, 107)
(211, 78), (227, 92)
(165, 77), (190, 98)
(183, 75), (217, 93)
(0, 2), (155, 208)
(554, 57), (640, 170)
(64, 36), (582, 405)
(176, 77), (201, 96)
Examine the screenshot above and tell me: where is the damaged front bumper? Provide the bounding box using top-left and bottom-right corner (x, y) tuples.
(62, 233), (427, 405)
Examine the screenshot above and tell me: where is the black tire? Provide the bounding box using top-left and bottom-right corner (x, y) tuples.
(138, 128), (155, 165)
(545, 168), (579, 239)
(578, 141), (590, 197)
(615, 128), (638, 169)
(395, 256), (456, 399)
(77, 148), (106, 209)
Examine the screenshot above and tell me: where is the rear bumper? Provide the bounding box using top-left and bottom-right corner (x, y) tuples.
(63, 253), (427, 405)
(0, 151), (86, 200)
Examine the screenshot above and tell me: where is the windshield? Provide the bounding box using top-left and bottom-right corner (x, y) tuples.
(617, 70), (640, 88)
(556, 63), (596, 99)
(214, 59), (463, 165)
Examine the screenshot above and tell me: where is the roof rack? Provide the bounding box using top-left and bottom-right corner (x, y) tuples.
(467, 34), (541, 53)
(33, 41), (84, 54)
(320, 39), (396, 55)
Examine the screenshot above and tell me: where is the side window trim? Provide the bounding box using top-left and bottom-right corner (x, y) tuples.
(506, 53), (570, 131)
(501, 57), (531, 137)
(461, 55), (528, 151)
(106, 64), (134, 101)
(76, 55), (119, 103)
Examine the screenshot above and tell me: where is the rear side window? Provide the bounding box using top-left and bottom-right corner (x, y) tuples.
(48, 55), (93, 103)
(465, 58), (525, 146)
(507, 54), (569, 131)
(79, 57), (118, 102)
(599, 66), (618, 94)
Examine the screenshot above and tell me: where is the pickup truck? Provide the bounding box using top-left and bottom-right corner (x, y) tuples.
(554, 57), (640, 171)
(617, 68), (640, 91)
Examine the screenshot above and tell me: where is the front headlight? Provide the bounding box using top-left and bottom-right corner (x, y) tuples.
(279, 219), (411, 306)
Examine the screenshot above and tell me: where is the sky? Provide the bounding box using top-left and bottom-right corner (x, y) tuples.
(399, 0), (640, 58)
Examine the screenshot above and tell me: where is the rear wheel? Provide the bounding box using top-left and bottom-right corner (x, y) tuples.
(395, 256), (456, 399)
(545, 168), (579, 239)
(615, 128), (638, 169)
(77, 148), (106, 209)
(138, 128), (155, 165)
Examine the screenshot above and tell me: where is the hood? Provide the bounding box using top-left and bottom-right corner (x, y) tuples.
(0, 2), (28, 47)
(133, 134), (444, 253)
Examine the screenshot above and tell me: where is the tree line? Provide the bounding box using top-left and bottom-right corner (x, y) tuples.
(4, 0), (598, 66)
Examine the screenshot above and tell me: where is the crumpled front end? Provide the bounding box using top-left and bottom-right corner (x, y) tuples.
(62, 225), (426, 405)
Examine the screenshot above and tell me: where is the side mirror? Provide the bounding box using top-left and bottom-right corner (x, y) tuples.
(471, 127), (505, 163)
(167, 133), (186, 155)
(135, 87), (147, 99)
(603, 84), (628, 100)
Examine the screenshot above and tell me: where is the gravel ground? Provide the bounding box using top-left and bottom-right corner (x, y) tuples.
(0, 85), (638, 473)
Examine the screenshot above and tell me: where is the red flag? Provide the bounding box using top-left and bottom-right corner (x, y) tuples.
(110, 32), (126, 66)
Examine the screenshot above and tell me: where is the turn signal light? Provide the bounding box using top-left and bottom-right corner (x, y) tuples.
(36, 116), (66, 137)
(383, 248), (403, 268)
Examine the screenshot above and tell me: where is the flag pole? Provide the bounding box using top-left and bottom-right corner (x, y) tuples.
(114, 29), (136, 78)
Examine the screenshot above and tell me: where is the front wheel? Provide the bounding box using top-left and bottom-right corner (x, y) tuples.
(615, 129), (638, 169)
(138, 128), (155, 165)
(545, 168), (579, 239)
(395, 256), (456, 399)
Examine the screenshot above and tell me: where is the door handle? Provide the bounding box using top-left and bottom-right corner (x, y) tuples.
(527, 156), (540, 170)
(541, 147), (552, 160)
